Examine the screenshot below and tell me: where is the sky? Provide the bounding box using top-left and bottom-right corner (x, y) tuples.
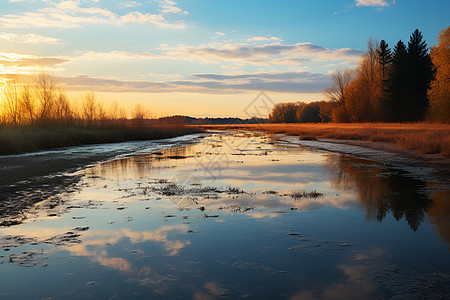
(0, 0), (449, 117)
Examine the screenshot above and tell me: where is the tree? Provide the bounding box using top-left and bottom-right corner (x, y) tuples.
(406, 29), (434, 121)
(324, 69), (355, 122)
(81, 90), (98, 124)
(20, 81), (36, 124)
(387, 40), (409, 121)
(343, 39), (384, 122)
(377, 40), (392, 83)
(296, 101), (322, 123)
(428, 26), (450, 122)
(0, 76), (21, 125)
(269, 102), (305, 123)
(34, 73), (57, 122)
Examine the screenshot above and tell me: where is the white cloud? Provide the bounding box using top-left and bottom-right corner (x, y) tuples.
(215, 32), (225, 36)
(0, 32), (63, 44)
(0, 0), (186, 29)
(120, 1), (142, 8)
(247, 36), (280, 42)
(355, 0), (389, 7)
(155, 0), (186, 14)
(165, 42), (363, 65)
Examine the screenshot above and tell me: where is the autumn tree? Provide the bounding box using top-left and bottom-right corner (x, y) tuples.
(428, 26), (450, 123)
(269, 102), (305, 123)
(324, 69), (354, 122)
(296, 101), (322, 123)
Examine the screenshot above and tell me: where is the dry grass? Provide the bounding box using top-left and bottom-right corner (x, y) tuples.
(193, 123), (450, 157)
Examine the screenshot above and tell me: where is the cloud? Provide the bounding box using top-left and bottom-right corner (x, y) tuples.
(0, 52), (68, 73)
(74, 40), (363, 67)
(0, 0), (186, 29)
(0, 32), (62, 44)
(355, 0), (389, 7)
(247, 36), (280, 42)
(54, 70), (330, 94)
(155, 0), (187, 14)
(120, 1), (142, 8)
(166, 42), (363, 65)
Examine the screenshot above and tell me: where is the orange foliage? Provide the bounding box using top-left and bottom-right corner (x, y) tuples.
(428, 26), (450, 123)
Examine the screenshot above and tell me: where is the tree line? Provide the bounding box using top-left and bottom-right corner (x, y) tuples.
(0, 73), (150, 127)
(269, 27), (449, 123)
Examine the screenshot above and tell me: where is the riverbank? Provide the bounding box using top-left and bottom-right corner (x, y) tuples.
(0, 132), (206, 225)
(194, 123), (450, 158)
(0, 125), (203, 155)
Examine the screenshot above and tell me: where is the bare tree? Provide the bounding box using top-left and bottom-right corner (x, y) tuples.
(132, 103), (148, 127)
(54, 89), (73, 123)
(20, 81), (36, 124)
(0, 76), (21, 125)
(81, 90), (97, 124)
(324, 69), (355, 105)
(34, 73), (57, 122)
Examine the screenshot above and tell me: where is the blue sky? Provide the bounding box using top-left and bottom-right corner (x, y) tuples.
(0, 0), (449, 117)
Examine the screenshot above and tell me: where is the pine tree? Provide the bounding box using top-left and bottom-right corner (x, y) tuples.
(387, 40), (408, 121)
(377, 39), (392, 83)
(406, 29), (434, 121)
(387, 30), (434, 121)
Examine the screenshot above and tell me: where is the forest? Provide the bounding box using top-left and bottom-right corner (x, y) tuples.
(269, 27), (449, 124)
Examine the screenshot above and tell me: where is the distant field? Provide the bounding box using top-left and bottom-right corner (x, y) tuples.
(195, 123), (450, 157)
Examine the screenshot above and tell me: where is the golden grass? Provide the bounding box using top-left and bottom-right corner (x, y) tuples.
(193, 123), (450, 157)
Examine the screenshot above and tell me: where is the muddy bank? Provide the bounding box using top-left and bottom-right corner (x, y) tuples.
(277, 135), (450, 185)
(0, 133), (205, 224)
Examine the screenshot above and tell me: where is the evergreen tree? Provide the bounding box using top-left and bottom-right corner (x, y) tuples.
(406, 29), (434, 121)
(387, 40), (408, 121)
(387, 29), (434, 121)
(377, 39), (392, 83)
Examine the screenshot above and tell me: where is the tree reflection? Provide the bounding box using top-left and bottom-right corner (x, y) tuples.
(325, 155), (432, 231)
(427, 187), (450, 246)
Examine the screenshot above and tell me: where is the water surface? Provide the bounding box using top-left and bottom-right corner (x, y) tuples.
(0, 131), (448, 299)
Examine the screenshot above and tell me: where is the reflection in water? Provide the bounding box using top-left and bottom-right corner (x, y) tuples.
(1, 132), (449, 299)
(427, 188), (450, 246)
(325, 155), (433, 231)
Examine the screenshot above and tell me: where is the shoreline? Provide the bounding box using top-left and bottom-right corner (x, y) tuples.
(0, 133), (206, 225)
(193, 123), (450, 158)
(0, 125), (202, 155)
(279, 135), (450, 185)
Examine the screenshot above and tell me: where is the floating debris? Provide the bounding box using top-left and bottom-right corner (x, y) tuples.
(290, 190), (324, 200)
